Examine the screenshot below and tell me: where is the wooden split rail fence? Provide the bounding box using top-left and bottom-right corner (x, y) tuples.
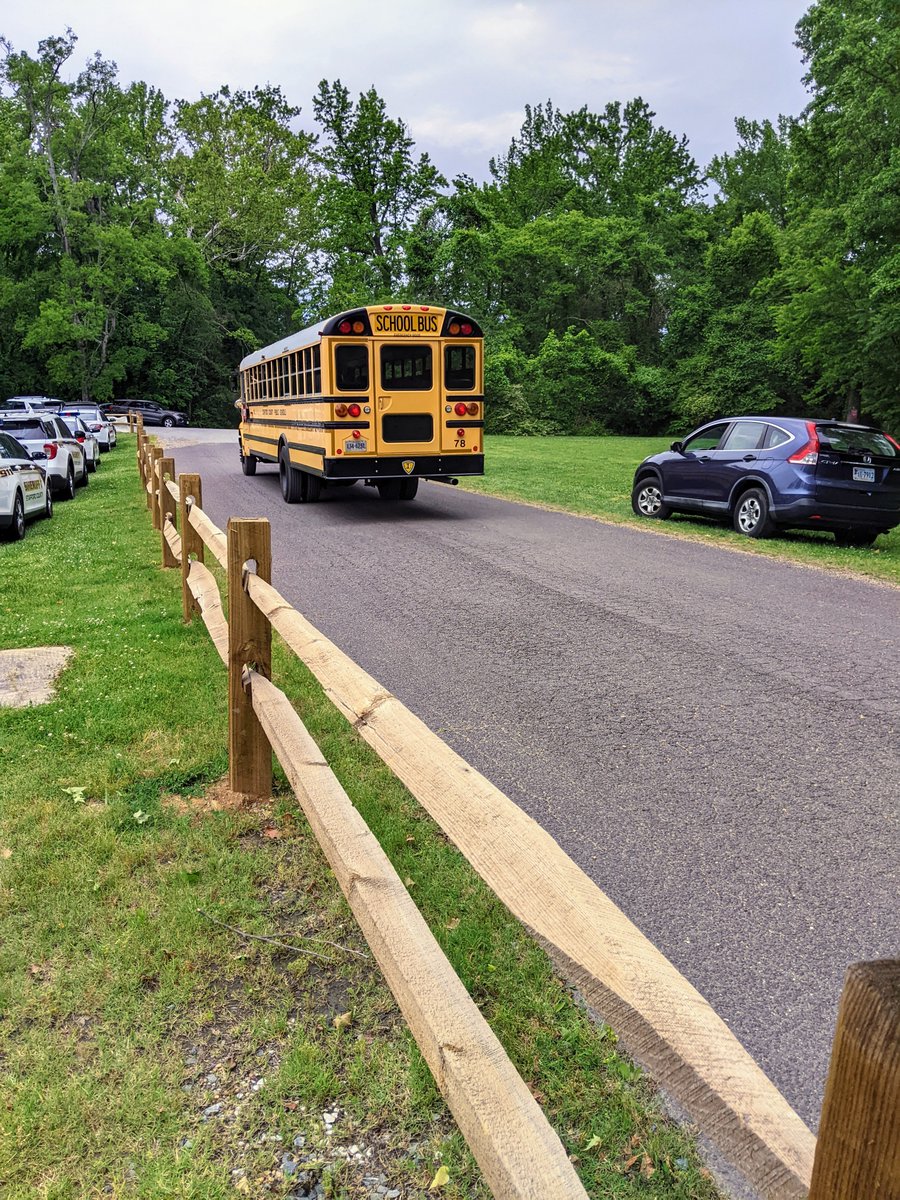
(132, 420), (899, 1200)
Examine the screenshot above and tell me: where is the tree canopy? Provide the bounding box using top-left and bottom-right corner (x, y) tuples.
(0, 3), (897, 433)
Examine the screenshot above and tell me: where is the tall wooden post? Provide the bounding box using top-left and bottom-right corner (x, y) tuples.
(137, 430), (146, 486)
(150, 447), (163, 528)
(179, 473), (204, 622)
(227, 518), (272, 799)
(809, 960), (900, 1200)
(160, 457), (177, 568)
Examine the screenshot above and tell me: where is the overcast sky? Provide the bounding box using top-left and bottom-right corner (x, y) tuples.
(3, 1), (812, 181)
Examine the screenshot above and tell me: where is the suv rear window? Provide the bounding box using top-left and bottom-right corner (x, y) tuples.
(0, 420), (47, 440)
(816, 427), (897, 458)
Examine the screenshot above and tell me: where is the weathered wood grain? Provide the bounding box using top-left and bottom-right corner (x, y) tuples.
(246, 668), (588, 1200)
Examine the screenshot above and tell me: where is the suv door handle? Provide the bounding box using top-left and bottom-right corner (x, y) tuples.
(698, 455), (710, 461)
(742, 454), (757, 462)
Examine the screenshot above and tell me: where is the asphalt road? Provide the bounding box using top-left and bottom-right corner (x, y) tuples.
(169, 435), (899, 1130)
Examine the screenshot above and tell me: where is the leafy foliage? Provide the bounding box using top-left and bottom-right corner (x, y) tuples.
(0, 5), (897, 434)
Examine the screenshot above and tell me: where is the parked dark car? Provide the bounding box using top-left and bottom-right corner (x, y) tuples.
(632, 416), (900, 546)
(102, 399), (187, 427)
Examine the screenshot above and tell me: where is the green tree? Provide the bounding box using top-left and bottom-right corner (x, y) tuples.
(778, 0), (900, 427)
(669, 212), (797, 428)
(0, 31), (172, 401)
(707, 116), (794, 230)
(311, 80), (446, 311)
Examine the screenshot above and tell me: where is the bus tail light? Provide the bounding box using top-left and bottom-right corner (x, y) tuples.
(467, 402), (479, 416)
(457, 428), (465, 437)
(449, 323), (460, 335)
(348, 403), (362, 419)
(460, 323), (472, 334)
(335, 404), (348, 417)
(454, 402), (468, 416)
(338, 320), (352, 334)
(43, 442), (58, 459)
(352, 429), (361, 439)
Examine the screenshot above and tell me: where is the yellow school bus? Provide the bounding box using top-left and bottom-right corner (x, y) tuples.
(237, 304), (484, 503)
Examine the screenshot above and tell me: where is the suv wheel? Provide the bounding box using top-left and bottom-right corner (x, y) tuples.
(44, 488), (53, 520)
(733, 487), (774, 538)
(163, 416), (175, 427)
(62, 462), (76, 500)
(632, 477), (670, 519)
(9, 493), (25, 541)
(834, 528), (878, 548)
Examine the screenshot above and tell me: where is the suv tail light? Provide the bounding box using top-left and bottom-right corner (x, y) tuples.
(43, 442), (58, 460)
(788, 421), (820, 465)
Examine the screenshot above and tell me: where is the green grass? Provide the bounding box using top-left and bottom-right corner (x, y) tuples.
(0, 442), (722, 1198)
(460, 436), (900, 586)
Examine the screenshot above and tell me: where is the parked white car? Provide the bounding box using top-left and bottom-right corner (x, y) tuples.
(59, 404), (117, 452)
(0, 414), (87, 500)
(0, 430), (52, 539)
(1, 396), (54, 417)
(66, 415), (100, 473)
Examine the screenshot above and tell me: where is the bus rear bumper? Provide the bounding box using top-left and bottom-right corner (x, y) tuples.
(323, 454), (484, 480)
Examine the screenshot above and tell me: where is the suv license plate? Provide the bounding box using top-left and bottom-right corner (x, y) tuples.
(344, 439), (368, 453)
(853, 466), (875, 482)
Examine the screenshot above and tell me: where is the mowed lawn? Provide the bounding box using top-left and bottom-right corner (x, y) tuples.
(461, 436), (900, 587)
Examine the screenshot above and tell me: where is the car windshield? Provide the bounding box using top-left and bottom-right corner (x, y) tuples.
(816, 426), (897, 458)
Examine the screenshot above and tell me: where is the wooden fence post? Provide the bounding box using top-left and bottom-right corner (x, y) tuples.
(179, 473), (204, 622)
(160, 457), (177, 568)
(137, 430), (146, 486)
(227, 518), (272, 798)
(150, 447), (163, 528)
(808, 959), (900, 1200)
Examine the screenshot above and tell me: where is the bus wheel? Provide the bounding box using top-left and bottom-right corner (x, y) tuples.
(241, 446), (257, 476)
(301, 473), (322, 503)
(279, 448), (303, 503)
(377, 480), (402, 501)
(398, 478), (418, 501)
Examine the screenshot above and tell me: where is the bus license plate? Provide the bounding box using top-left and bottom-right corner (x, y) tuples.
(344, 439), (368, 453)
(853, 466), (875, 482)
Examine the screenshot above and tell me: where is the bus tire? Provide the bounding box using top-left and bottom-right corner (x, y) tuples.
(398, 478), (418, 501)
(279, 447), (303, 503)
(377, 479), (402, 501)
(240, 446), (257, 476)
(301, 472), (322, 503)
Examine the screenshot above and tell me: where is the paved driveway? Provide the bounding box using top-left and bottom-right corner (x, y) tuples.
(168, 436), (900, 1129)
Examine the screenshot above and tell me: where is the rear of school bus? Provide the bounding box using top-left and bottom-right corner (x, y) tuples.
(320, 304), (484, 496)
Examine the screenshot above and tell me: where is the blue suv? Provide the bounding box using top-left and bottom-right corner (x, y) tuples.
(632, 416), (900, 547)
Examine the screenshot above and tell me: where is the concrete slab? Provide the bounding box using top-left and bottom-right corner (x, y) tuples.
(0, 646), (74, 708)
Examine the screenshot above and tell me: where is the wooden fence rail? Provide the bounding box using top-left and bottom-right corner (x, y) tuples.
(129, 420), (899, 1200)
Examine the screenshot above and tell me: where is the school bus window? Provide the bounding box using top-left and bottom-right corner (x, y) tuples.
(313, 344), (322, 393)
(445, 345), (476, 390)
(381, 345), (433, 390)
(336, 345), (369, 391)
(282, 355), (290, 396)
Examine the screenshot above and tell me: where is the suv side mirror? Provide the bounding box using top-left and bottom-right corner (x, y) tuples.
(670, 440), (683, 453)
(30, 449), (47, 461)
